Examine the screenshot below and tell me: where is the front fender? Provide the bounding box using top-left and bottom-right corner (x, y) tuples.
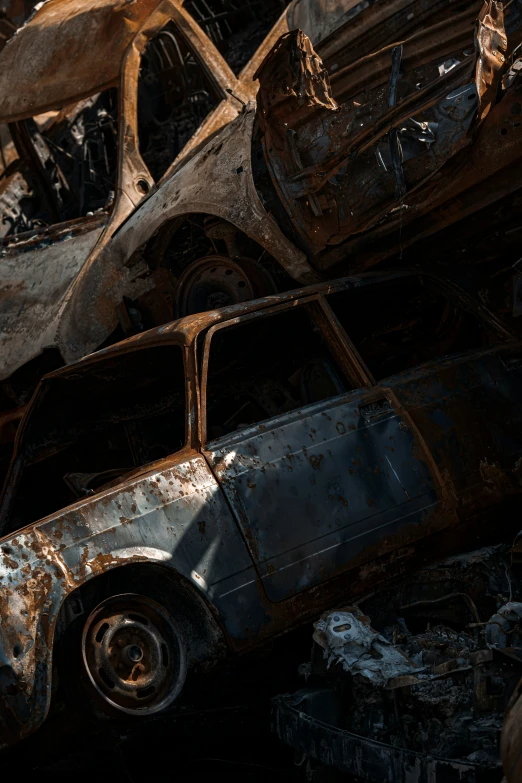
(0, 454), (252, 745)
(57, 108), (318, 364)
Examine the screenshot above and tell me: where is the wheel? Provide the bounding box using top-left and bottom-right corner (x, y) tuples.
(81, 593), (186, 717)
(175, 254), (277, 316)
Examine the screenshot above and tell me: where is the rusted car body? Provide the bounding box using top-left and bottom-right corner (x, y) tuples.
(5, 0), (521, 463)
(55, 0), (522, 371)
(1, 270), (522, 744)
(0, 0), (296, 469)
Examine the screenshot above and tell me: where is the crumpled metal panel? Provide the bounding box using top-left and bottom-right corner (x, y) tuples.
(255, 2), (522, 267)
(0, 0), (163, 123)
(0, 220), (105, 382)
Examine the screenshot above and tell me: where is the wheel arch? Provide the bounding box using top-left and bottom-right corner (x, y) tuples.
(57, 109), (319, 363)
(56, 560), (228, 671)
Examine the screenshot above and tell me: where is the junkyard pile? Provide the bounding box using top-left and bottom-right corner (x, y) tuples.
(4, 0), (522, 781)
(279, 542), (522, 780)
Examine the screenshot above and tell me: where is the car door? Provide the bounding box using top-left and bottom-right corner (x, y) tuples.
(324, 273), (522, 523)
(201, 295), (443, 602)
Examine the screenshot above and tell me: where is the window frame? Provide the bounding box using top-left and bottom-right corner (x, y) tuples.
(129, 1), (239, 187)
(2, 340), (193, 524)
(3, 92), (119, 241)
(320, 272), (512, 383)
(198, 294), (371, 446)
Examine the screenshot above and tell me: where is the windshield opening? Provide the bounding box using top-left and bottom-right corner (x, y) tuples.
(3, 345), (186, 531)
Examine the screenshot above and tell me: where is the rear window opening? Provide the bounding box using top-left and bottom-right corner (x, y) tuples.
(0, 89), (118, 237)
(326, 276), (489, 380)
(204, 304), (349, 441)
(137, 21), (221, 182)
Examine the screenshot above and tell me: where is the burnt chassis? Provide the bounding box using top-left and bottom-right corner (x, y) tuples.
(0, 0), (291, 441)
(59, 0), (522, 367)
(1, 270), (522, 744)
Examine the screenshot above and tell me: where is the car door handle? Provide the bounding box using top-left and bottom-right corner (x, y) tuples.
(358, 397), (393, 422)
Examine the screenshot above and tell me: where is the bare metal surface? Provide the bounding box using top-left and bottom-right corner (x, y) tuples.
(0, 0), (293, 388)
(0, 269), (522, 745)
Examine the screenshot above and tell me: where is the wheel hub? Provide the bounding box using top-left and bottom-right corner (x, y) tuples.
(82, 593), (186, 715)
(175, 254), (276, 316)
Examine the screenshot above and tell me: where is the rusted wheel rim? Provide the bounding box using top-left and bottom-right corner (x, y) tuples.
(82, 593), (186, 715)
(175, 254), (276, 316)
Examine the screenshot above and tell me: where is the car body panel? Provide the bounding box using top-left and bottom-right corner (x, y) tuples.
(56, 107), (317, 365)
(389, 350), (522, 507)
(1, 272), (522, 745)
(205, 386), (439, 602)
(0, 219), (106, 381)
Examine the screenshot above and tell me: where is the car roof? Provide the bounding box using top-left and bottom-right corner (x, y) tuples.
(0, 0), (166, 123)
(51, 268), (506, 376)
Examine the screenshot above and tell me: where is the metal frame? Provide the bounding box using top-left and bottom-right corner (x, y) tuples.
(198, 291), (373, 447)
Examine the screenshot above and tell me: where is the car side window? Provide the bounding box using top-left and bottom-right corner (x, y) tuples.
(137, 21), (221, 182)
(326, 277), (487, 381)
(204, 304), (350, 441)
(7, 345), (187, 527)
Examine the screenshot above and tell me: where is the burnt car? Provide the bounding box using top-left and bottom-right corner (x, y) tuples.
(3, 0), (516, 475)
(52, 0), (522, 370)
(1, 269), (522, 744)
(0, 0), (294, 471)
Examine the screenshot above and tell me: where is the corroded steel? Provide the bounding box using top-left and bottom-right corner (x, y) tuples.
(0, 270), (522, 745)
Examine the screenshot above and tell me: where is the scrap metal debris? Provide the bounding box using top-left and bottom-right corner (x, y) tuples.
(274, 543), (522, 781)
(2, 2), (522, 781)
(313, 609), (423, 685)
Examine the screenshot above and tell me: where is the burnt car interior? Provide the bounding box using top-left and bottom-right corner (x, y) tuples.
(137, 21), (221, 182)
(0, 89), (118, 236)
(327, 276), (491, 380)
(4, 345), (186, 529)
(204, 303), (348, 440)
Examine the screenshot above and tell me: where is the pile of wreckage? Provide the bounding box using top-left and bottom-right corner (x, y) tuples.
(274, 540), (522, 781)
(1, 0), (522, 781)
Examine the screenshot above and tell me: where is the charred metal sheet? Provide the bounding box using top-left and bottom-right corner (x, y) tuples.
(273, 544), (522, 781)
(272, 689), (498, 782)
(254, 2), (522, 265)
(476, 1), (508, 125)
